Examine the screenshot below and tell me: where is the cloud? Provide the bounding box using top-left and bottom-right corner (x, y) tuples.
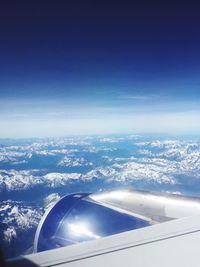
(121, 95), (152, 100)
(119, 94), (165, 101)
(0, 110), (200, 138)
(1, 92), (200, 138)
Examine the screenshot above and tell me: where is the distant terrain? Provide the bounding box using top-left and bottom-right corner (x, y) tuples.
(1, 134), (200, 258)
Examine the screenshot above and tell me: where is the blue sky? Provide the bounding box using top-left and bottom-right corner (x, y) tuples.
(0, 1), (200, 137)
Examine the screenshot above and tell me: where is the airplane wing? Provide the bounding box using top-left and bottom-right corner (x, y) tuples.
(6, 189), (200, 267)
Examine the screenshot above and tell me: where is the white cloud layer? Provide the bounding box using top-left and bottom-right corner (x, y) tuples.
(1, 96), (200, 137)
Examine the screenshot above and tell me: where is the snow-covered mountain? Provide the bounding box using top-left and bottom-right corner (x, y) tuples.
(1, 135), (200, 258)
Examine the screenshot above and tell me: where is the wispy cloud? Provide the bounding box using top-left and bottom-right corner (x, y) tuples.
(119, 93), (168, 101)
(122, 95), (150, 100)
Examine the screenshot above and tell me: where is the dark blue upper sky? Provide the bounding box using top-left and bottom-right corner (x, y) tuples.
(0, 1), (200, 137)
